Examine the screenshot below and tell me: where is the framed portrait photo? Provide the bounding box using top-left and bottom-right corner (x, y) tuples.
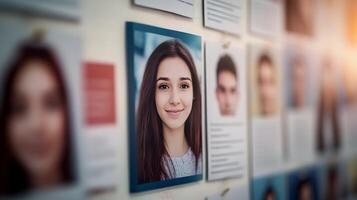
(126, 22), (203, 193)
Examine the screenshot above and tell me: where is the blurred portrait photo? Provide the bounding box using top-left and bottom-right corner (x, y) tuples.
(285, 48), (311, 110)
(0, 27), (79, 196)
(285, 0), (314, 36)
(255, 51), (279, 116)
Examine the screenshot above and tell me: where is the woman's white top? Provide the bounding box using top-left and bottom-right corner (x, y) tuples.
(163, 148), (202, 179)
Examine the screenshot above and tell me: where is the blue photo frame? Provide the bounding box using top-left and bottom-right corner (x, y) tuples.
(126, 22), (203, 193)
(288, 166), (320, 200)
(251, 173), (287, 200)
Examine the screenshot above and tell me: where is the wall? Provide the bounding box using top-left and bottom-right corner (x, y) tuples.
(1, 0), (356, 199)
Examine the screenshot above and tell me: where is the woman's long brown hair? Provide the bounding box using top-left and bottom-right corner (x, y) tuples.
(137, 39), (201, 184)
(0, 43), (74, 194)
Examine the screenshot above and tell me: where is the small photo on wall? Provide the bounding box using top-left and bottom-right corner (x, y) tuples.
(214, 52), (241, 117)
(288, 166), (320, 200)
(283, 45), (316, 111)
(206, 42), (245, 118)
(285, 0), (315, 36)
(283, 45), (319, 163)
(126, 22), (203, 192)
(249, 44), (281, 118)
(249, 44), (284, 177)
(0, 22), (83, 199)
(252, 173), (286, 200)
(205, 41), (248, 181)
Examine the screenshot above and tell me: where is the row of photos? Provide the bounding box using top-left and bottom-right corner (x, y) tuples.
(0, 0), (356, 199)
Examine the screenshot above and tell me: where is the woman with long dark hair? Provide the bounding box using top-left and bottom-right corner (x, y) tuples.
(0, 41), (74, 195)
(137, 39), (202, 184)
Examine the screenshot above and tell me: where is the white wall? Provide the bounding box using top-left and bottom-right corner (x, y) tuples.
(1, 0), (356, 199)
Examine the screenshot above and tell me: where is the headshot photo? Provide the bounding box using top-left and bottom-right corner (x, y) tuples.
(290, 55), (306, 109)
(252, 174), (286, 200)
(316, 58), (340, 153)
(288, 168), (319, 200)
(215, 54), (239, 116)
(126, 22), (202, 192)
(205, 42), (247, 181)
(254, 51), (279, 117)
(284, 48), (312, 110)
(0, 40), (75, 195)
(285, 0), (314, 36)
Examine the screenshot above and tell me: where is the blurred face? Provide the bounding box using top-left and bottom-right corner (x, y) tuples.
(7, 59), (65, 181)
(299, 0), (313, 24)
(321, 64), (336, 110)
(264, 192), (276, 200)
(299, 183), (313, 200)
(292, 60), (306, 108)
(258, 61), (277, 115)
(216, 71), (239, 116)
(155, 57), (193, 131)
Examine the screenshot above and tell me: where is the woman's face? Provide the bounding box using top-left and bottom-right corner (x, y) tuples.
(155, 56), (193, 131)
(7, 59), (65, 179)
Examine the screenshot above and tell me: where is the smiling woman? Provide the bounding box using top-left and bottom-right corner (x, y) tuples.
(136, 39), (202, 184)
